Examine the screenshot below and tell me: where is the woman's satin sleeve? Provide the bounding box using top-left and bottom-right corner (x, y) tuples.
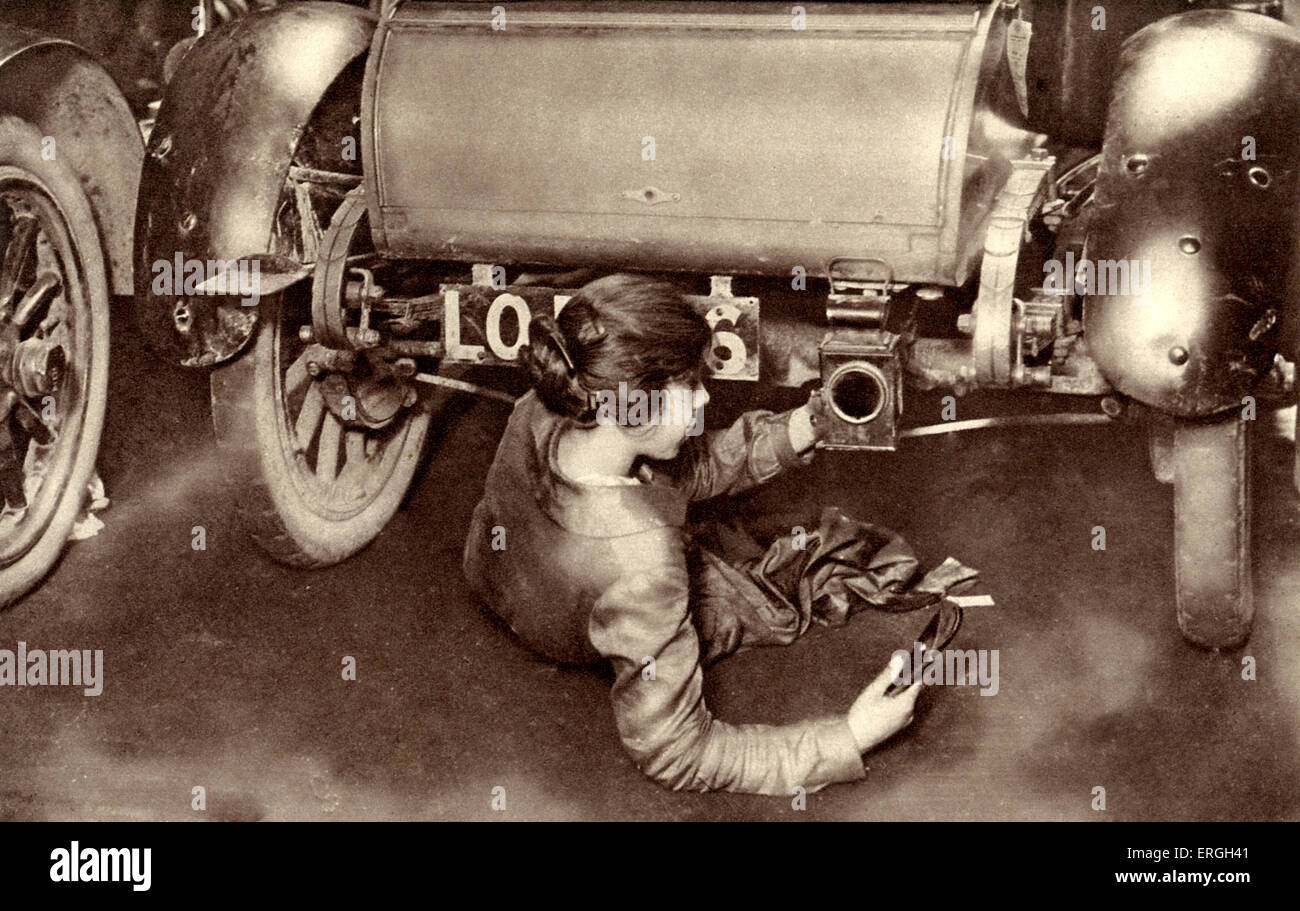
(659, 407), (814, 502)
(587, 557), (865, 795)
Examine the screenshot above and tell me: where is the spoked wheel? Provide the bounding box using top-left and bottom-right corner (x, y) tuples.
(0, 117), (109, 607)
(210, 280), (431, 567)
(209, 178), (431, 568)
(1172, 415), (1253, 649)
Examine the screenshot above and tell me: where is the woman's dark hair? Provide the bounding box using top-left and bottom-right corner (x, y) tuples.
(520, 273), (712, 422)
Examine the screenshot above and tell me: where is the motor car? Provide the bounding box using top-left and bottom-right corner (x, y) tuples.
(0, 0), (305, 609)
(135, 0), (1297, 648)
(0, 12), (142, 608)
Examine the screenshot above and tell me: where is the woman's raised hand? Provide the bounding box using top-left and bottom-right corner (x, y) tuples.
(787, 387), (828, 454)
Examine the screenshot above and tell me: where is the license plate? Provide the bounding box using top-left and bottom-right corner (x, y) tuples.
(439, 283), (760, 381)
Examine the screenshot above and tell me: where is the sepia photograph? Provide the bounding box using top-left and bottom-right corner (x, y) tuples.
(0, 0), (1290, 885)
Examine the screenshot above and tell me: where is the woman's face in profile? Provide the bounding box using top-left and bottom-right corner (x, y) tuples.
(628, 377), (710, 461)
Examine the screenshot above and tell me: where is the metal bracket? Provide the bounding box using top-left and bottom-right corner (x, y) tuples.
(899, 412), (1113, 440)
(825, 257), (899, 327)
(413, 371), (519, 406)
(970, 151), (1055, 386)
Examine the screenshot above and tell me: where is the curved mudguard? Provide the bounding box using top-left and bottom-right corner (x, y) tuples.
(134, 2), (375, 367)
(1084, 10), (1300, 418)
(1022, 0), (1283, 149)
(0, 26), (142, 296)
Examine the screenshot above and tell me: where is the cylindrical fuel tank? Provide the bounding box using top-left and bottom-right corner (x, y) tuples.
(363, 1), (1033, 285)
(1084, 10), (1300, 418)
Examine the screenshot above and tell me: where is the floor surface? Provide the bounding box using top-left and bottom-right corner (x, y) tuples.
(0, 318), (1296, 821)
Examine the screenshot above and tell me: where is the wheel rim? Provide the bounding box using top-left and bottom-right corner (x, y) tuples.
(0, 171), (91, 566)
(271, 289), (423, 521)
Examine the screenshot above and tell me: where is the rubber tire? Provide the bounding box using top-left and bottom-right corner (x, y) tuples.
(209, 293), (430, 568)
(1172, 415), (1253, 649)
(0, 117), (110, 608)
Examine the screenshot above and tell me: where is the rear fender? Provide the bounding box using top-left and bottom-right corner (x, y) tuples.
(1083, 10), (1300, 418)
(134, 2), (374, 367)
(1023, 0), (1284, 148)
(0, 27), (143, 296)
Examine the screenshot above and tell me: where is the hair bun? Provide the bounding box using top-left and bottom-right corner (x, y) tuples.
(520, 312), (593, 420)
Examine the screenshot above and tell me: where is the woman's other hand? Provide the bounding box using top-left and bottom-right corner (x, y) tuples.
(847, 654), (922, 753)
(787, 387), (828, 454)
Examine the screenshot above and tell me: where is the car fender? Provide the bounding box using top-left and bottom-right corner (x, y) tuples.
(1084, 10), (1300, 418)
(0, 25), (142, 296)
(134, 2), (375, 367)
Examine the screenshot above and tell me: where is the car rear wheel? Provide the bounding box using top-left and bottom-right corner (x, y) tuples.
(0, 117), (110, 608)
(209, 280), (431, 568)
(1172, 415), (1253, 648)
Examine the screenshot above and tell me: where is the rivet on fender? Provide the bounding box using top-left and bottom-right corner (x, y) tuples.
(1124, 154), (1150, 176)
(1168, 346), (1189, 366)
(1248, 166), (1271, 189)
